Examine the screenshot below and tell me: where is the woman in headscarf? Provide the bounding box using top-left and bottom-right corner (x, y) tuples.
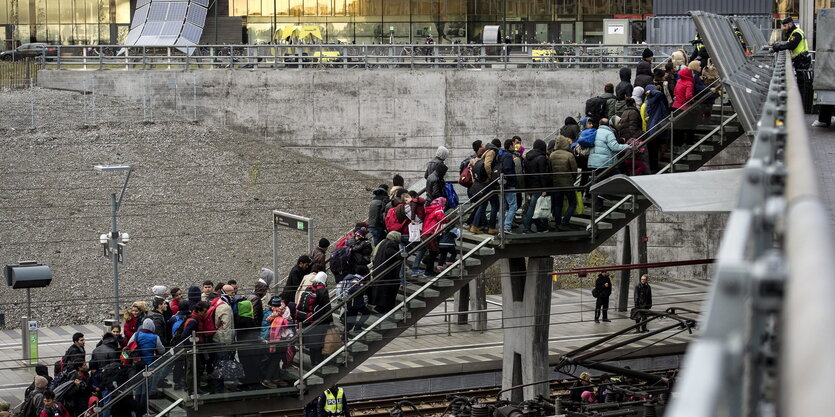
(234, 300), (262, 390)
(631, 86), (645, 107)
(368, 231), (403, 313)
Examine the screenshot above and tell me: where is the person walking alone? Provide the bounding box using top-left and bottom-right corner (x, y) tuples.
(594, 272), (612, 323)
(633, 274), (652, 332)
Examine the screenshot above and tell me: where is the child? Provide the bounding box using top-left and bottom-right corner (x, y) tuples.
(436, 227), (461, 273)
(38, 390), (69, 417)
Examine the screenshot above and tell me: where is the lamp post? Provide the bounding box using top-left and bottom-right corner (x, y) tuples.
(94, 164), (133, 323)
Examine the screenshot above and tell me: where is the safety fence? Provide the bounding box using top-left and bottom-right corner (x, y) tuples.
(29, 43), (692, 71)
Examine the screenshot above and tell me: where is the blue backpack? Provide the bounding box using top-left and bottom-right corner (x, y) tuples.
(170, 315), (186, 339)
(444, 183), (459, 209)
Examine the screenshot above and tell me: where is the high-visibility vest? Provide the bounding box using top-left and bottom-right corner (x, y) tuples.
(323, 388), (345, 416)
(694, 35), (704, 52)
(789, 28), (809, 59)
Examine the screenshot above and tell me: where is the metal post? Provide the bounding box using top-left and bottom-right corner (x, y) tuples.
(590, 172), (597, 242)
(143, 74), (147, 123)
(298, 329), (305, 399)
(499, 174), (505, 248)
(29, 77), (35, 129)
(272, 221), (278, 292)
(110, 192), (121, 322)
(92, 77), (97, 125)
(192, 72), (197, 122)
(191, 332), (198, 411)
(21, 316), (29, 361)
(144, 365), (150, 416)
(308, 220), (314, 254)
(26, 288), (32, 319)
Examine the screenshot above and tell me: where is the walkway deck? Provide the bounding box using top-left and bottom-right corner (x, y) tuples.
(0, 279), (709, 405)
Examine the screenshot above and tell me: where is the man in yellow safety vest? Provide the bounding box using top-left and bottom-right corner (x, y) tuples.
(318, 384), (351, 417)
(772, 17), (810, 70)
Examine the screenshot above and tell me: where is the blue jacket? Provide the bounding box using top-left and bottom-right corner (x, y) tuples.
(498, 149), (516, 187)
(576, 128), (597, 148)
(134, 331), (161, 366)
(588, 126), (630, 169)
(645, 85), (670, 140)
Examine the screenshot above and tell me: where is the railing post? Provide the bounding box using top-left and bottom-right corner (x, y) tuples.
(590, 171), (597, 242)
(298, 328), (305, 399)
(191, 331), (198, 411)
(499, 174), (505, 249)
(670, 110), (675, 173)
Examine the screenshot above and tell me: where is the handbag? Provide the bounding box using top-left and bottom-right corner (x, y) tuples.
(560, 191), (585, 216)
(408, 223), (422, 242)
(322, 326), (345, 356)
(210, 359), (245, 380)
(532, 196), (552, 220)
(458, 165), (474, 187)
(444, 183), (459, 209)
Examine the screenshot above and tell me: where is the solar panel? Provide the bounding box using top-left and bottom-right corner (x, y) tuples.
(124, 0), (206, 47)
(148, 3), (168, 21)
(186, 5), (207, 28)
(131, 5), (149, 29)
(161, 22), (183, 37)
(142, 21), (164, 36)
(181, 23), (202, 43)
(167, 3), (188, 21)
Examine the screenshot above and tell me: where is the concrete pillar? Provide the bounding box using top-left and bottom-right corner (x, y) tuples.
(469, 273), (487, 331)
(632, 213), (648, 277)
(454, 285), (470, 325)
(500, 257), (552, 402)
(616, 225), (632, 312)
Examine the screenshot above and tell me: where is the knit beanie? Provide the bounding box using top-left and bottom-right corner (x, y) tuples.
(318, 238), (330, 248)
(151, 285), (167, 298)
(435, 146), (449, 161)
(642, 48), (653, 59)
(259, 268), (274, 286)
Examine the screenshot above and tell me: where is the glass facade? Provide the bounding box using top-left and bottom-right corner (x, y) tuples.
(0, 0), (131, 47)
(0, 0), (823, 48)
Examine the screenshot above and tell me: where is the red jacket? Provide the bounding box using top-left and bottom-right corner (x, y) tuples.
(421, 198), (447, 237)
(672, 67), (694, 110)
(170, 299), (180, 315)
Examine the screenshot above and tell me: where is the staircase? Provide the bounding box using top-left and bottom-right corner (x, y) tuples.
(91, 90), (747, 417)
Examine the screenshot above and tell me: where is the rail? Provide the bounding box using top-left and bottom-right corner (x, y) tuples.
(33, 43), (692, 71)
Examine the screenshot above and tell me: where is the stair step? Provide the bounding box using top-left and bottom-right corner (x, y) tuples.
(413, 275), (456, 287)
(357, 330), (382, 342)
(685, 153), (703, 161)
(464, 257), (481, 267)
(396, 294), (427, 308)
(582, 207), (626, 219)
(321, 365), (339, 375)
(348, 341), (369, 352)
(459, 241), (496, 255)
(305, 374), (324, 386)
(405, 283), (440, 298)
(569, 217), (612, 230)
(698, 144), (715, 152)
(674, 163), (690, 171)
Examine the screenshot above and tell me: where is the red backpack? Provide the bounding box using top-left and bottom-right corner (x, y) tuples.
(459, 164), (474, 187)
(295, 284), (324, 324)
(385, 205), (407, 233)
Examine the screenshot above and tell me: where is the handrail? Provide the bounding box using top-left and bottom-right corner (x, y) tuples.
(301, 235), (495, 381)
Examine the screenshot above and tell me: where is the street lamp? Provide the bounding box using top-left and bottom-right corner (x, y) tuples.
(94, 164), (133, 323)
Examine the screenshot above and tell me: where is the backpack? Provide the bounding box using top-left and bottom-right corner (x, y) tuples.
(295, 285), (322, 323)
(338, 275), (366, 310)
(585, 96), (607, 121)
(329, 246), (352, 279)
(512, 154), (525, 188)
(98, 362), (124, 390)
(592, 288), (599, 298)
(471, 158), (487, 183)
(16, 392), (37, 417)
(170, 315), (186, 339)
(53, 358), (64, 377)
(700, 58), (719, 86)
(444, 183), (459, 209)
(458, 164), (474, 187)
(172, 317), (197, 345)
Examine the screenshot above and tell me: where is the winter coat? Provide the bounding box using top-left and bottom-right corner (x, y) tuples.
(367, 187), (389, 229)
(309, 246), (327, 274)
(617, 106), (644, 141)
(645, 85), (670, 139)
(615, 67), (633, 100)
(62, 343), (86, 373)
(548, 137), (578, 188)
(90, 335), (120, 371)
(634, 61), (654, 89)
(281, 264), (311, 305)
(425, 157), (449, 201)
(368, 232), (402, 313)
(523, 140), (550, 189)
(599, 92), (617, 120)
(122, 316), (139, 343)
(310, 284), (332, 325)
(421, 198), (447, 236)
(672, 67), (695, 109)
(595, 274), (612, 298)
(498, 149), (517, 187)
(146, 310), (169, 347)
(128, 320), (164, 366)
(588, 126), (630, 169)
(248, 281), (269, 324)
(560, 123), (581, 141)
(480, 144), (501, 183)
(294, 272), (318, 306)
(634, 282), (652, 309)
(670, 49), (687, 68)
(214, 298), (234, 345)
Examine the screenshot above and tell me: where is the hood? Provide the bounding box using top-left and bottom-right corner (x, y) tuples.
(564, 117), (577, 126)
(547, 139), (556, 152)
(618, 67), (631, 81)
(141, 318), (155, 332)
(678, 67), (694, 82)
(636, 60), (652, 76)
(99, 332), (119, 348)
(35, 365), (49, 378)
(688, 60), (701, 72)
(532, 139), (547, 152)
(187, 286), (201, 304)
(372, 185), (388, 196)
(432, 161), (448, 177)
(313, 271), (327, 285)
(579, 128), (598, 142)
(237, 300), (254, 319)
(435, 146), (449, 161)
(254, 280), (269, 298)
(386, 230), (402, 241)
(429, 197), (447, 209)
(599, 92), (615, 100)
(556, 136), (572, 151)
(152, 285), (167, 298)
(259, 268), (274, 286)
(632, 86), (645, 103)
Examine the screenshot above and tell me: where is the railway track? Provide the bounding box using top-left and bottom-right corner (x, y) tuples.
(263, 369), (675, 417)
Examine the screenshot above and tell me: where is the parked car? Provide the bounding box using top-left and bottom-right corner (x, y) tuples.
(0, 43), (57, 61)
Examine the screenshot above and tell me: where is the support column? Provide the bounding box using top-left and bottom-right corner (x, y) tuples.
(469, 273), (487, 331)
(616, 225), (632, 312)
(454, 285), (470, 325)
(501, 257), (552, 402)
(633, 213), (648, 277)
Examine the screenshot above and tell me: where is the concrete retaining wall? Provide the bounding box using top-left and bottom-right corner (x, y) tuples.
(38, 68), (617, 181)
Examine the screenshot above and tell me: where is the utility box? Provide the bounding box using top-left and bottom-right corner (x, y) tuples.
(4, 262), (52, 289)
(813, 9), (835, 108)
(603, 19), (631, 45)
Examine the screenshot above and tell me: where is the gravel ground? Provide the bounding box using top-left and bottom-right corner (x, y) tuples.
(0, 87), (381, 327)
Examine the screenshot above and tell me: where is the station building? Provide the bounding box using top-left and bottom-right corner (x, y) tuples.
(0, 0), (819, 48)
